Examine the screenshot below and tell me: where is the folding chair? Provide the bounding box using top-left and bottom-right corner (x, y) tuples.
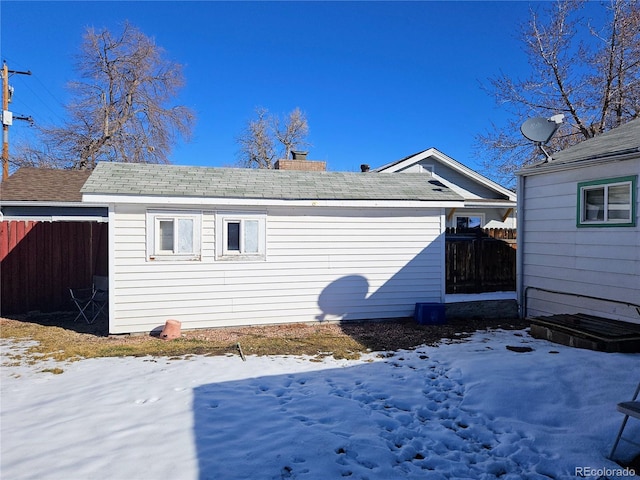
(69, 276), (109, 324)
(609, 382), (640, 460)
(91, 276), (109, 322)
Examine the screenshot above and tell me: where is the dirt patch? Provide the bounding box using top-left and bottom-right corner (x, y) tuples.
(1, 315), (530, 364)
(338, 317), (529, 351)
(506, 345), (534, 353)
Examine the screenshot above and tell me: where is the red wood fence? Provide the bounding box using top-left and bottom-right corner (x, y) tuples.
(1, 221), (108, 314)
(445, 228), (516, 294)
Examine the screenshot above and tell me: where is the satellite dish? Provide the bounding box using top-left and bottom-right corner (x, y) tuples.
(520, 117), (560, 144)
(520, 114), (564, 162)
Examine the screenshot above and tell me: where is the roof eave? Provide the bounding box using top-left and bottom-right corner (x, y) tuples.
(463, 199), (517, 208)
(81, 192), (464, 209)
(0, 201), (109, 222)
(517, 149), (640, 176)
(0, 200), (107, 208)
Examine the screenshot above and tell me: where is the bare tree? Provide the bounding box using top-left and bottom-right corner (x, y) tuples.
(236, 107), (277, 169)
(237, 107), (310, 169)
(274, 107), (310, 161)
(476, 0), (639, 185)
(10, 139), (61, 169)
(15, 22), (194, 170)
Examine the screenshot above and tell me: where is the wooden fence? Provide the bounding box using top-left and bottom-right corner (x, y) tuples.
(1, 221), (108, 314)
(445, 228), (516, 294)
(1, 222), (515, 312)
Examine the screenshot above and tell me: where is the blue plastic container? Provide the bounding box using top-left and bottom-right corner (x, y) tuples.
(414, 303), (446, 325)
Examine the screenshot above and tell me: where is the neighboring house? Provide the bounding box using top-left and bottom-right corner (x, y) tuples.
(78, 162), (464, 334)
(517, 118), (640, 325)
(0, 168), (105, 221)
(373, 148), (517, 229)
(0, 168), (109, 313)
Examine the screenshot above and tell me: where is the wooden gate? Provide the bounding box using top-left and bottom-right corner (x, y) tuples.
(445, 228), (516, 294)
(1, 221), (108, 314)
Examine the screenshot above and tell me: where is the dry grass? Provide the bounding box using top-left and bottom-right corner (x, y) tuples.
(0, 314), (529, 366)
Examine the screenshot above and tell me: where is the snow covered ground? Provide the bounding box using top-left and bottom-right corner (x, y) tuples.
(1, 328), (639, 480)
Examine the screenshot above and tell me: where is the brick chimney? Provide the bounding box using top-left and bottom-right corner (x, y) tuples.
(275, 150), (326, 171)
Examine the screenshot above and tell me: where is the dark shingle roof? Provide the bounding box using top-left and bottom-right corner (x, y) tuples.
(81, 162), (463, 202)
(1, 168), (92, 202)
(549, 118), (640, 165)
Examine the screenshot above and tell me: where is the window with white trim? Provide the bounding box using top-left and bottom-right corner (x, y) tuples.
(216, 212), (266, 260)
(455, 214), (483, 229)
(147, 211), (202, 261)
(577, 176), (636, 227)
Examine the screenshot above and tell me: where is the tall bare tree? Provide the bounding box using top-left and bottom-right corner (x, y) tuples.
(16, 22), (194, 170)
(237, 107), (310, 169)
(476, 0), (640, 185)
(274, 107), (310, 162)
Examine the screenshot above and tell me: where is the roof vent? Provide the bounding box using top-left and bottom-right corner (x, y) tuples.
(360, 164), (370, 172)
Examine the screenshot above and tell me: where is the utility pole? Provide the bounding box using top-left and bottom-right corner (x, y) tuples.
(2, 62), (32, 181)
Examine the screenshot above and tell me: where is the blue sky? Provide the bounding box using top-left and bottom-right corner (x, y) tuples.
(0, 1), (603, 179)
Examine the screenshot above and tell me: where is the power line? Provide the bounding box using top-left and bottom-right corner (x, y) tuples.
(2, 61), (33, 180)
(15, 76), (66, 125)
(3, 54), (67, 126)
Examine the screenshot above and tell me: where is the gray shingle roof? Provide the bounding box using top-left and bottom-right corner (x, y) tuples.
(81, 162), (463, 202)
(549, 118), (640, 165)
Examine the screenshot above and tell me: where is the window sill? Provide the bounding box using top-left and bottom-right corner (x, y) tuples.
(216, 254), (266, 262)
(148, 255), (202, 262)
(577, 222), (636, 228)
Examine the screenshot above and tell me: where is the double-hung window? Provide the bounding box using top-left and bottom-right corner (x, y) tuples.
(147, 211), (202, 261)
(216, 212), (266, 260)
(577, 176), (636, 227)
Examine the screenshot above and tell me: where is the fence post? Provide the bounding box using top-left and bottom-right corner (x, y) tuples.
(474, 228), (482, 293)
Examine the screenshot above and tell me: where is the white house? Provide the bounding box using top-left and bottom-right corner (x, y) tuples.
(81, 163), (464, 334)
(517, 118), (640, 325)
(373, 148), (517, 229)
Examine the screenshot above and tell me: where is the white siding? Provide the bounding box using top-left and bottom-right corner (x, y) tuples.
(521, 160), (640, 324)
(394, 160), (516, 229)
(110, 205), (444, 333)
